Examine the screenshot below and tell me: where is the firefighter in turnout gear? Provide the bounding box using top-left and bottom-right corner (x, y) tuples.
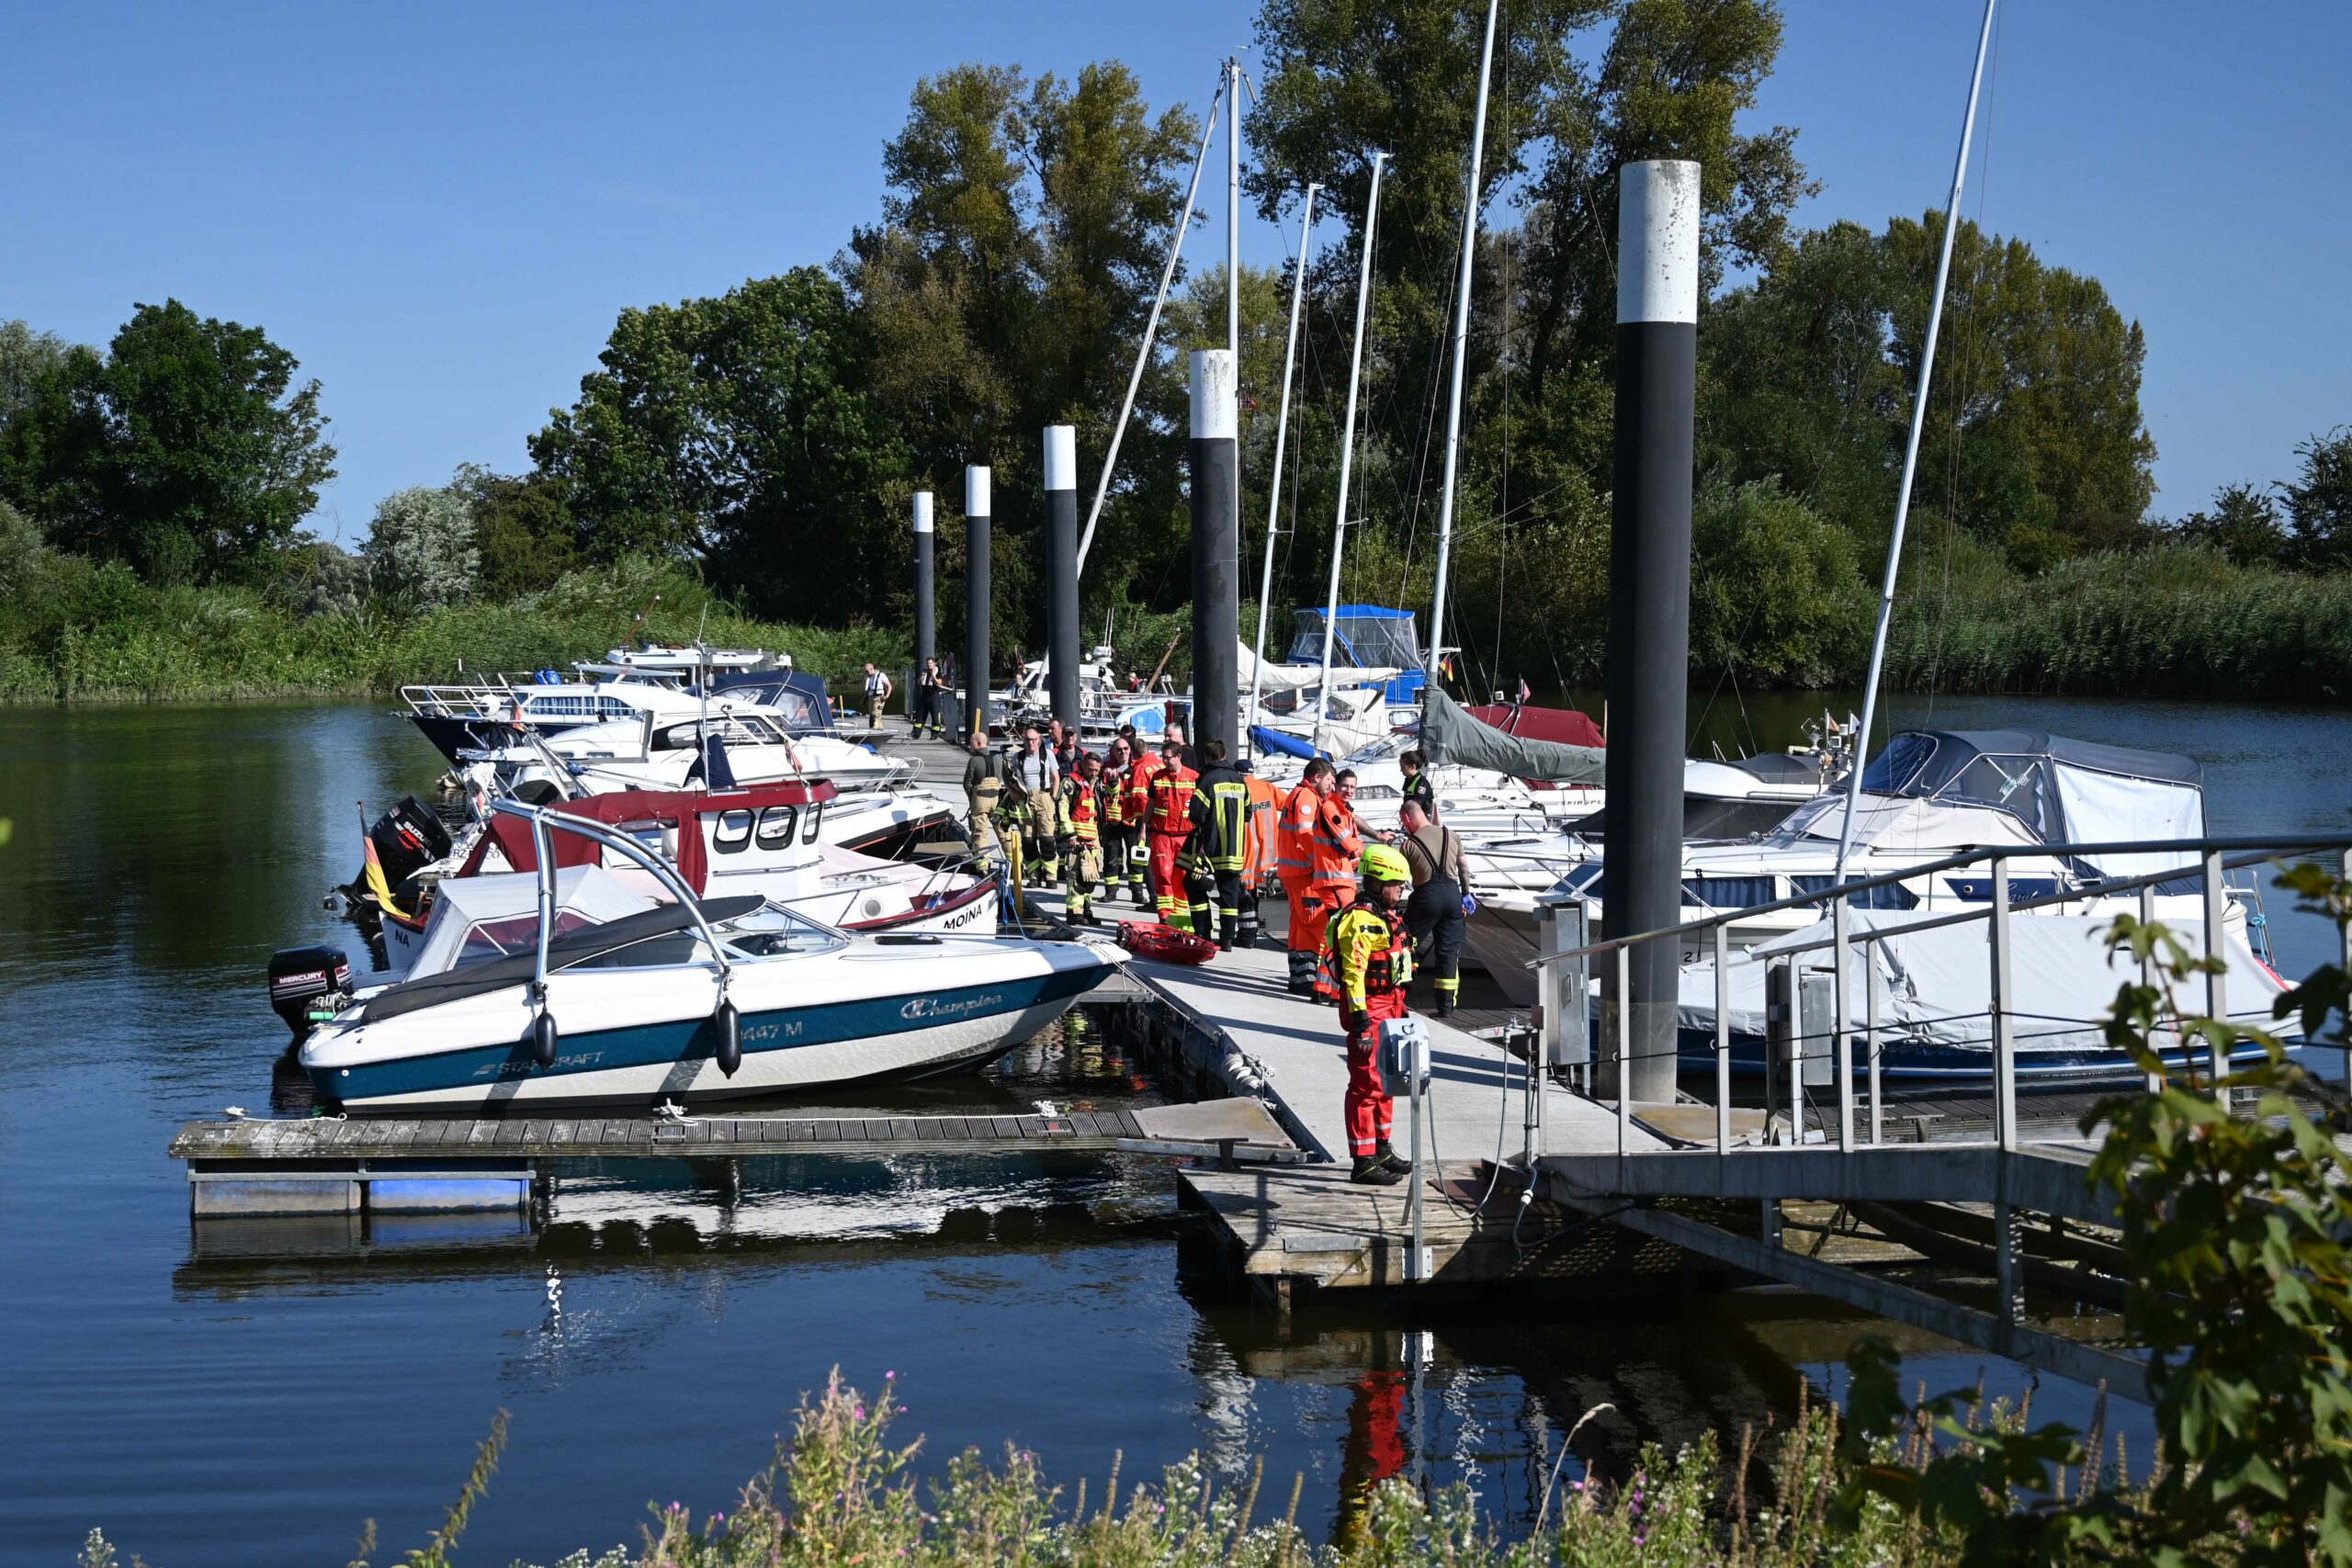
(1010, 726), (1061, 886)
(1185, 739), (1254, 949)
(961, 729), (1010, 873)
(1057, 752), (1106, 924)
(1275, 759), (1336, 994)
(1143, 737), (1200, 930)
(1326, 844), (1416, 1185)
(1096, 735), (1141, 906)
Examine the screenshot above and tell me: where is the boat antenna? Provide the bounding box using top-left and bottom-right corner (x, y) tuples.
(1425, 0), (1499, 682)
(1831, 0), (1997, 883)
(1077, 70), (1225, 576)
(1315, 151), (1385, 759)
(1248, 182), (1320, 754)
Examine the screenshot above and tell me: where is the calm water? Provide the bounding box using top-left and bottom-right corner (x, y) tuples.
(0, 697), (2345, 1565)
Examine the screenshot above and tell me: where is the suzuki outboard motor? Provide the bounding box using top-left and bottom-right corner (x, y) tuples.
(268, 945), (352, 1038)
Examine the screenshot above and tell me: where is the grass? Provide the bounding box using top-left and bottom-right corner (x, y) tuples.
(69, 1369), (2188, 1568)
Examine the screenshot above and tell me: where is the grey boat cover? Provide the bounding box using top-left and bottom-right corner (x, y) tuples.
(1420, 687), (1606, 784)
(362, 894), (767, 1023)
(1679, 910), (2288, 1054)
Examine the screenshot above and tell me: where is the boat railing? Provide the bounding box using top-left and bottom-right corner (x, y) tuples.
(487, 800), (734, 991)
(1524, 831), (2352, 1164)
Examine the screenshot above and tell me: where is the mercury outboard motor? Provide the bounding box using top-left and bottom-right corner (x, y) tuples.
(268, 945), (352, 1038)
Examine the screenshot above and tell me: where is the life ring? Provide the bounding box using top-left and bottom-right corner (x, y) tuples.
(1115, 920), (1218, 965)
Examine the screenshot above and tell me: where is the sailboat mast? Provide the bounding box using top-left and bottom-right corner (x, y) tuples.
(1425, 0), (1500, 682)
(1832, 0), (1998, 880)
(1248, 184), (1320, 749)
(1227, 57), (1241, 371)
(1315, 152), (1386, 758)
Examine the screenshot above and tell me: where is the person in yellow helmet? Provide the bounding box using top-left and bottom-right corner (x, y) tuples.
(1322, 842), (1416, 1184)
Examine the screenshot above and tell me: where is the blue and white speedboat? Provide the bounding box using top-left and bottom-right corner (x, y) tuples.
(299, 806), (1119, 1111)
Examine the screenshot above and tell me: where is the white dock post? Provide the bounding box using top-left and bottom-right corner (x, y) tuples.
(2201, 848), (2228, 1089)
(1832, 895), (1853, 1152)
(1990, 856), (2017, 1150)
(1713, 921), (1731, 1155)
(1867, 949), (1883, 1145)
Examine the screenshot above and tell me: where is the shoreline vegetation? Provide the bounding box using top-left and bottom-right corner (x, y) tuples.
(3, 545), (2346, 708)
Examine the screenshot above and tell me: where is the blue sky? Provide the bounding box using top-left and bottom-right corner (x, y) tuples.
(5, 2), (2345, 547)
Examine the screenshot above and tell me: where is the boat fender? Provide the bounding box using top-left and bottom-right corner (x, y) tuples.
(532, 1010), (560, 1069)
(715, 999), (743, 1077)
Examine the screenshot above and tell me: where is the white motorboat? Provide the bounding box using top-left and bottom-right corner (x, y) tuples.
(1460, 728), (2255, 1006)
(371, 780), (996, 976)
(463, 707), (917, 798)
(300, 807), (1119, 1111)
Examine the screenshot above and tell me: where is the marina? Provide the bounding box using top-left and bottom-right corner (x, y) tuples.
(7, 0), (2352, 1559)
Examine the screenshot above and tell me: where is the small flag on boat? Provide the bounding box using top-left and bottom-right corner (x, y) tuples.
(1515, 675), (1532, 704)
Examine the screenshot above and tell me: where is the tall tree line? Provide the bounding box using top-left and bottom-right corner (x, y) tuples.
(6, 1), (2345, 690)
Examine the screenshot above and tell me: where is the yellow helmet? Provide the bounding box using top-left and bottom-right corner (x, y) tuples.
(1358, 843), (1410, 885)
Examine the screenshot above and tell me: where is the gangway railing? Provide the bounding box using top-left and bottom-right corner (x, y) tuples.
(1526, 832), (2352, 1162)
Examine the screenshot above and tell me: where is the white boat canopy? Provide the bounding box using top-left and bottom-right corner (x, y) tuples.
(408, 864), (655, 980)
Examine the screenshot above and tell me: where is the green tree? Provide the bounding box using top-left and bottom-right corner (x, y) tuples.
(2177, 480), (2290, 568)
(364, 480), (479, 610)
(0, 319), (71, 427)
(842, 62), (1202, 633)
(2280, 424), (2352, 572)
(457, 464), (577, 600)
(1886, 213), (2156, 559)
(0, 300), (334, 582)
(529, 269), (909, 624)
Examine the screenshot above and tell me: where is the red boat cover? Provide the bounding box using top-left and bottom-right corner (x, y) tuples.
(1462, 703), (1605, 750)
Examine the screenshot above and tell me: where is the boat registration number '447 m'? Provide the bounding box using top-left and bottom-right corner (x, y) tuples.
(742, 1021), (802, 1044)
(900, 993), (1003, 1022)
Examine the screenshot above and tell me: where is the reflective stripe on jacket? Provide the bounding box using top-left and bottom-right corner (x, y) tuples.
(1145, 762), (1198, 836)
(1276, 783), (1320, 877)
(1327, 904), (1412, 1010)
(1310, 795), (1363, 885)
(1059, 778), (1102, 841)
(1189, 766), (1250, 871)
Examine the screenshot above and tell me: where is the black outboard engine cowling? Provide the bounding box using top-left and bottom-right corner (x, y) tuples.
(268, 945), (352, 1038)
(369, 795), (454, 886)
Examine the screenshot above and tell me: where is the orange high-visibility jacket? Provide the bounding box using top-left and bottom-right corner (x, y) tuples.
(1276, 782), (1321, 882)
(1242, 774), (1283, 882)
(1309, 792), (1363, 885)
(1127, 751), (1166, 823)
(1145, 761), (1199, 837)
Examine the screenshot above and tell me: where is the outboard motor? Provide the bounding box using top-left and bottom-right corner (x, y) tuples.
(267, 945), (352, 1038)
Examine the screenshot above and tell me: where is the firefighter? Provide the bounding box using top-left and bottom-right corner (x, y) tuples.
(1010, 725), (1061, 886)
(1275, 759), (1336, 994)
(1142, 736), (1200, 930)
(1057, 750), (1106, 924)
(1186, 739), (1253, 950)
(1127, 730), (1170, 908)
(1325, 843), (1416, 1184)
(1397, 798), (1465, 1017)
(1097, 734), (1140, 906)
(960, 728), (1010, 873)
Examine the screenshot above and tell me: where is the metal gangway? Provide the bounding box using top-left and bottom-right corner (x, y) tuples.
(1518, 832), (2352, 1393)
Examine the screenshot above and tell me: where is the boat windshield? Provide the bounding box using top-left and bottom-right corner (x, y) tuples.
(713, 901), (850, 959)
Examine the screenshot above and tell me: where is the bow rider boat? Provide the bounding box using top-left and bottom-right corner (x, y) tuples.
(299, 803), (1119, 1111)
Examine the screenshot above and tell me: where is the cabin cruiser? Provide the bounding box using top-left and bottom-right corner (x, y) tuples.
(294, 809), (1120, 1111)
(1460, 728), (2262, 1008)
(368, 781), (998, 975)
(460, 706), (917, 798)
(397, 660), (836, 766)
(1671, 909), (2288, 1082)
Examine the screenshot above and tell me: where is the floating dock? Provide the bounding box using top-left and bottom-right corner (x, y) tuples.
(173, 1099), (1297, 1217)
